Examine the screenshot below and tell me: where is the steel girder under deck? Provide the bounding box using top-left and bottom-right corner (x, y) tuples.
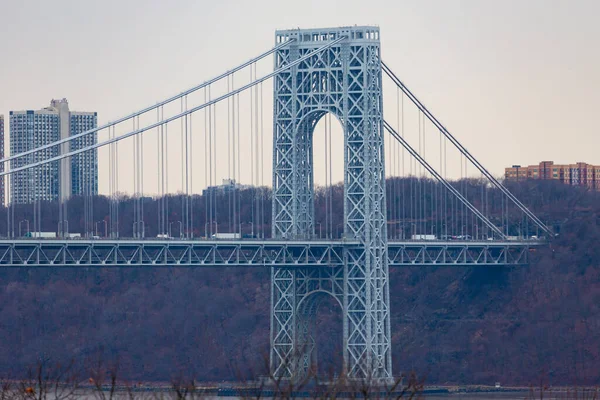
(0, 239), (537, 268)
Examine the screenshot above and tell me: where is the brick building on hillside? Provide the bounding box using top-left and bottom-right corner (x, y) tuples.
(505, 161), (600, 190)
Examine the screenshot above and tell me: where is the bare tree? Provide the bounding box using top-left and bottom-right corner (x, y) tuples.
(17, 357), (79, 400)
(0, 376), (14, 400)
(88, 355), (119, 400)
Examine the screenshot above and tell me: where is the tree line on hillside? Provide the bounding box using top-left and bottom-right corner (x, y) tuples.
(0, 177), (565, 239)
(0, 178), (599, 385)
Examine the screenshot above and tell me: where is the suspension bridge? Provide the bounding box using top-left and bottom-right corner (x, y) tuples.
(0, 26), (550, 382)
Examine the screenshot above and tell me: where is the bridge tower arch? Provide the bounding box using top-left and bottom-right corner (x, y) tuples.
(271, 26), (392, 381)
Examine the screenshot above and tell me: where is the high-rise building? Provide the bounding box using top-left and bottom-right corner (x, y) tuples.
(9, 99), (97, 204)
(0, 115), (5, 206)
(505, 161), (600, 190)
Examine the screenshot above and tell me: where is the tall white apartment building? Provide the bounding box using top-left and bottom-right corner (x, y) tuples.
(9, 99), (97, 204)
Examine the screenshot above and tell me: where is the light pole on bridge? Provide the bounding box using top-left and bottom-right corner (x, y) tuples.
(387, 220), (403, 240)
(95, 220), (107, 238)
(169, 221), (183, 239)
(335, 223), (344, 239)
(240, 222), (253, 238)
(58, 220), (69, 238)
(315, 222), (322, 239)
(205, 221), (218, 238)
(18, 219), (29, 238)
(132, 221), (145, 239)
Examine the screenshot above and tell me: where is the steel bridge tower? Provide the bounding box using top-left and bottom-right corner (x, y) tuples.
(271, 27), (391, 381)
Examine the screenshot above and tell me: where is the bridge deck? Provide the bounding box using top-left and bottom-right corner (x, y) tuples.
(0, 239), (540, 267)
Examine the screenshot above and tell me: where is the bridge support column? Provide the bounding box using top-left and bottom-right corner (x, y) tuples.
(271, 26), (392, 381)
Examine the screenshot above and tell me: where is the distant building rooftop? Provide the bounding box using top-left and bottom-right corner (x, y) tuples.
(505, 161), (600, 190)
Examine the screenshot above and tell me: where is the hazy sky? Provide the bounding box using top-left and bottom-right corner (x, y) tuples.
(0, 0), (598, 194)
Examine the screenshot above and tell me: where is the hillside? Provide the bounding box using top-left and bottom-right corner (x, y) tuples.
(0, 179), (598, 385)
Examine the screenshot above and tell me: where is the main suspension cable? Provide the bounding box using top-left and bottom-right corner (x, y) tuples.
(384, 121), (505, 238)
(382, 61), (551, 235)
(0, 40), (297, 171)
(0, 37), (346, 184)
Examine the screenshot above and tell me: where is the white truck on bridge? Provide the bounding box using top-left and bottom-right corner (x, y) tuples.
(411, 234), (437, 240)
(25, 232), (57, 239)
(211, 233), (241, 240)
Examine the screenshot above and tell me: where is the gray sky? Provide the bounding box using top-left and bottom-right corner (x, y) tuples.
(1, 0), (598, 194)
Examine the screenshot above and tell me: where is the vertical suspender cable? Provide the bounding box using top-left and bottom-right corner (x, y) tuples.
(57, 139), (61, 236)
(189, 97), (193, 238)
(181, 97), (185, 238)
(423, 114), (428, 236)
(213, 100), (217, 235)
(133, 119), (136, 238)
(164, 117), (169, 237)
(11, 166), (14, 237)
(250, 64), (255, 238)
(227, 75), (232, 234)
(444, 137), (448, 238)
(390, 90), (396, 240)
(184, 96), (189, 239)
(458, 154), (465, 236)
(140, 115), (144, 237)
(6, 169), (9, 237)
(92, 131), (95, 236)
(33, 150), (38, 236)
(157, 108), (161, 236)
(163, 107), (167, 236)
(231, 74), (237, 235)
(467, 157), (472, 237)
(236, 93), (241, 235)
(396, 90), (401, 239)
(115, 124), (119, 238)
(204, 88), (208, 238)
(439, 129), (442, 238)
(133, 118), (137, 237)
(111, 124), (115, 237)
(400, 89), (405, 239)
(162, 108), (166, 236)
(459, 154), (466, 237)
(208, 89), (213, 236)
(328, 114), (333, 238)
(134, 118), (138, 237)
(254, 66), (260, 238)
(418, 111), (422, 237)
(109, 125), (113, 237)
(324, 113), (329, 238)
(187, 96), (192, 239)
(260, 81), (265, 239)
(410, 114), (414, 239)
(463, 156), (467, 236)
(254, 64), (260, 238)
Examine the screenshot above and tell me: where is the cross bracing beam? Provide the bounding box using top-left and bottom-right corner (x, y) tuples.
(0, 38), (296, 168)
(388, 241), (532, 266)
(0, 240), (345, 268)
(0, 36), (346, 178)
(0, 239), (538, 268)
(381, 61), (553, 236)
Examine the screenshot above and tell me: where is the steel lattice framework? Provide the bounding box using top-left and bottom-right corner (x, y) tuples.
(0, 240), (536, 268)
(271, 27), (391, 381)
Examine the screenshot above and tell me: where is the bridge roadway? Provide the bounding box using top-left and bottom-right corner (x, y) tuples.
(0, 238), (540, 268)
